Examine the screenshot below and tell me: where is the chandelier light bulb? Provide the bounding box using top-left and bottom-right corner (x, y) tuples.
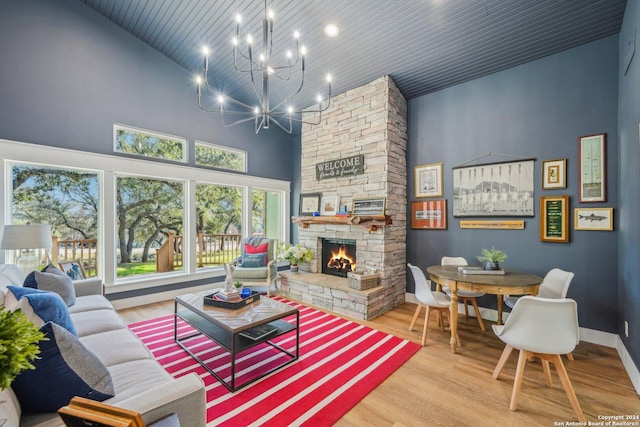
(293, 30), (300, 39)
(324, 24), (339, 38)
(195, 75), (202, 85)
(287, 106), (294, 114)
(267, 66), (274, 74)
(326, 73), (332, 82)
(301, 46), (307, 56)
(246, 34), (253, 45)
(254, 107), (260, 115)
(232, 37), (238, 46)
(268, 9), (274, 19)
(316, 95), (323, 103)
(286, 50), (292, 59)
(235, 14), (242, 23)
(202, 46), (209, 56)
(259, 53), (265, 62)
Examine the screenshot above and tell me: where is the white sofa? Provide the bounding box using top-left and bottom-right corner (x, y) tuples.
(0, 264), (206, 427)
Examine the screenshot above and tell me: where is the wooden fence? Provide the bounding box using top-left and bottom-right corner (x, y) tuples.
(51, 236), (98, 277)
(155, 232), (242, 272)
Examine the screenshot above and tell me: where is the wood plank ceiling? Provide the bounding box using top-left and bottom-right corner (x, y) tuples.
(78, 0), (627, 111)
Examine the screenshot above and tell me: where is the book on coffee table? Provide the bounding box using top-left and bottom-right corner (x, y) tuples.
(239, 323), (279, 341)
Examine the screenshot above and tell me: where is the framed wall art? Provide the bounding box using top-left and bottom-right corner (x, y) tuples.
(59, 260), (86, 280)
(578, 133), (606, 202)
(299, 193), (322, 216)
(352, 197), (386, 216)
(411, 200), (447, 229)
(540, 195), (569, 243)
(542, 159), (566, 189)
(320, 195), (339, 216)
(414, 163), (443, 198)
(452, 159), (535, 217)
(574, 207), (613, 231)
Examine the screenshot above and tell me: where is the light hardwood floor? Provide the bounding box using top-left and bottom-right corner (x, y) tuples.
(117, 295), (640, 427)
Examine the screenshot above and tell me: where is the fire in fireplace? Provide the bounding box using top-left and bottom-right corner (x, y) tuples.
(321, 238), (356, 278)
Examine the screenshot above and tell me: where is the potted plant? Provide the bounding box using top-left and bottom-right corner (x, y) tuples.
(0, 307), (46, 390)
(477, 246), (508, 270)
(278, 243), (313, 273)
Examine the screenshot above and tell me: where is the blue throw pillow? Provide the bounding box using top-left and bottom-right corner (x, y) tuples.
(241, 253), (267, 267)
(7, 286), (77, 336)
(24, 267), (76, 306)
(12, 322), (115, 413)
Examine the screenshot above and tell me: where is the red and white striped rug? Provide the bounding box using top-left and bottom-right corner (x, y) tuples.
(128, 297), (420, 427)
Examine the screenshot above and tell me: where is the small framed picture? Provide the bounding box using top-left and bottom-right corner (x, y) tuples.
(299, 193), (322, 216)
(540, 195), (569, 243)
(411, 200), (447, 229)
(414, 163), (443, 198)
(352, 197), (386, 216)
(542, 159), (566, 189)
(58, 260), (86, 280)
(320, 195), (339, 216)
(574, 207), (613, 231)
(579, 133), (606, 202)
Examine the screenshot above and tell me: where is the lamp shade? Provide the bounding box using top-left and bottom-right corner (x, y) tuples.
(1, 224), (52, 250)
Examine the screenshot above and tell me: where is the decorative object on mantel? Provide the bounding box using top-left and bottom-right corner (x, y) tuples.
(452, 153), (535, 218)
(320, 195), (339, 216)
(352, 197), (386, 216)
(477, 246), (508, 270)
(299, 193), (322, 216)
(347, 271), (380, 290)
(195, 0), (332, 134)
(292, 215), (392, 232)
(278, 242), (313, 273)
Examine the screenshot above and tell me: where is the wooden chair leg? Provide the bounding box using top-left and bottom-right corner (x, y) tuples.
(542, 359), (553, 387)
(509, 349), (531, 411)
(548, 354), (586, 422)
(566, 352), (575, 361)
(422, 306), (432, 346)
(464, 298), (470, 318)
(492, 344), (514, 379)
(409, 304), (422, 331)
(469, 297), (486, 331)
(438, 312), (444, 331)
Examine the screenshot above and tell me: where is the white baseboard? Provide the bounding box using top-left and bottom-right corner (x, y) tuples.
(404, 292), (640, 395)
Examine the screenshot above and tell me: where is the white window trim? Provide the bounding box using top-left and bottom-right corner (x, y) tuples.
(113, 123), (188, 163)
(195, 140), (247, 172)
(0, 138), (290, 293)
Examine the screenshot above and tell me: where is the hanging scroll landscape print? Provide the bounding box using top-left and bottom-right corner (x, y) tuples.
(452, 159), (535, 217)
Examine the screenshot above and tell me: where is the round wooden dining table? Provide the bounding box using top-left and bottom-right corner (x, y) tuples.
(426, 265), (543, 353)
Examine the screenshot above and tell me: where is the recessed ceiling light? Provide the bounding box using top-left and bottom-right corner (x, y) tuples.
(324, 24), (339, 38)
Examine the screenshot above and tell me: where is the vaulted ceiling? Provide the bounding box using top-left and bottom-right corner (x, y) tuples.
(79, 0), (627, 111)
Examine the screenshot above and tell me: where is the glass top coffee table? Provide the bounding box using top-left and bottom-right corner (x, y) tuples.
(174, 290), (299, 391)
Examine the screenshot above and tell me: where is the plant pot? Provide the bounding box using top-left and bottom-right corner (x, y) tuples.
(484, 261), (500, 270)
(290, 264), (299, 273)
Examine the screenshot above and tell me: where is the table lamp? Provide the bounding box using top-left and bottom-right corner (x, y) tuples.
(1, 224), (53, 273)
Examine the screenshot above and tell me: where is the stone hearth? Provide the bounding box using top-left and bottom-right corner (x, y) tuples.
(287, 75), (407, 320)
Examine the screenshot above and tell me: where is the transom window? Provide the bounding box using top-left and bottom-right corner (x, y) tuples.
(114, 124), (187, 163)
(195, 141), (246, 172)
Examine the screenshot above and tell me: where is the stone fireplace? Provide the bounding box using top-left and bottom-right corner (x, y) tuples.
(280, 75), (407, 320)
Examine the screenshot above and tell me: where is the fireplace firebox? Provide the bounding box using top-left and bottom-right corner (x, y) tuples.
(321, 238), (356, 278)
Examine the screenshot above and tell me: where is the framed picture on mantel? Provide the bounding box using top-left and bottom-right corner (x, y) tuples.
(299, 193), (322, 216)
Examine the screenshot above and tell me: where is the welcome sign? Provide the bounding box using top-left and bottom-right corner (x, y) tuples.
(316, 155), (364, 180)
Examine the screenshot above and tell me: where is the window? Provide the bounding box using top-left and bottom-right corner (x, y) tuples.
(116, 176), (185, 278)
(252, 189), (282, 239)
(195, 183), (243, 269)
(195, 142), (246, 172)
(11, 163), (99, 274)
(114, 124), (187, 162)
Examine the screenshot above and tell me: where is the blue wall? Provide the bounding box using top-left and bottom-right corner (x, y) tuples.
(0, 0), (294, 180)
(618, 0), (640, 369)
(407, 36), (619, 333)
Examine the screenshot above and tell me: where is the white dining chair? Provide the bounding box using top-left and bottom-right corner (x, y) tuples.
(492, 296), (585, 421)
(407, 263), (460, 346)
(440, 256), (486, 331)
(505, 268), (574, 308)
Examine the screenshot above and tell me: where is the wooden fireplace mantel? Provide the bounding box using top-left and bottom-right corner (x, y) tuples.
(292, 215), (392, 232)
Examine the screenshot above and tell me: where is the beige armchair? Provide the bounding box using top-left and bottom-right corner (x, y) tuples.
(232, 237), (277, 296)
